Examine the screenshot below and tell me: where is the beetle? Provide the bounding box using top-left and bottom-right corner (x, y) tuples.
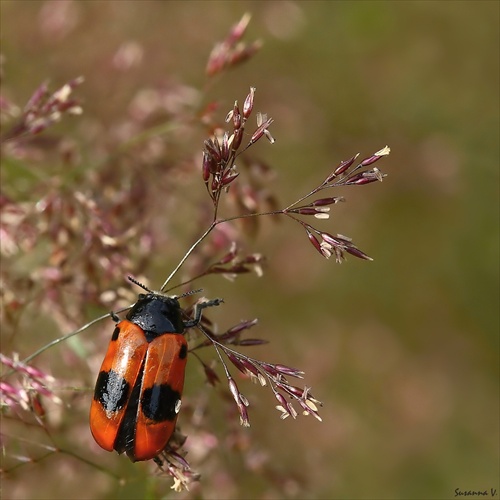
(90, 280), (221, 462)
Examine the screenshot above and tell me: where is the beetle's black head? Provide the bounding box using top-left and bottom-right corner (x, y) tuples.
(126, 293), (185, 338)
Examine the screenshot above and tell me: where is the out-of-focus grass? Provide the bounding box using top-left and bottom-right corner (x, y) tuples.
(1, 1), (498, 499)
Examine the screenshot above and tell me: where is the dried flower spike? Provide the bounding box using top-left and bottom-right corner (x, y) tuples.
(2, 77), (83, 141)
(206, 14), (261, 76)
(0, 353), (62, 412)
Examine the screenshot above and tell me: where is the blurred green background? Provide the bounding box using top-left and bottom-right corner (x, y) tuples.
(1, 1), (498, 499)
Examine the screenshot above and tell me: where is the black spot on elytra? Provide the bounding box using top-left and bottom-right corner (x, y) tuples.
(94, 370), (129, 412)
(179, 343), (188, 360)
(111, 326), (120, 342)
(141, 384), (181, 422)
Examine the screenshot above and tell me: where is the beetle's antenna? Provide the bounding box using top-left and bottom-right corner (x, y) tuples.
(127, 276), (153, 293)
(174, 288), (203, 300)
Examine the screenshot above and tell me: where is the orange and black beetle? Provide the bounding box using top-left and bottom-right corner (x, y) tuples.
(90, 286), (221, 462)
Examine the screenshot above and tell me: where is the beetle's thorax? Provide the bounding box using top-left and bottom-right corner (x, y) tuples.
(126, 293), (185, 336)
